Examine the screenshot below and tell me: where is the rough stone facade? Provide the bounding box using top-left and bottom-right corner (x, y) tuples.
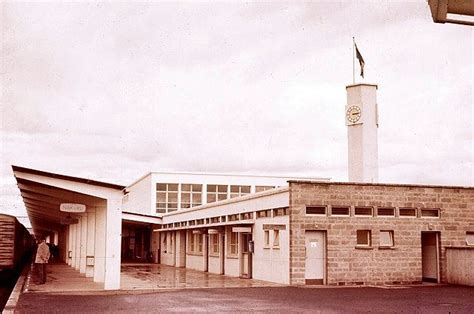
(289, 181), (474, 286)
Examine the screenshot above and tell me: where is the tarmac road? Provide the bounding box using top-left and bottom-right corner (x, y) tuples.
(15, 285), (474, 313)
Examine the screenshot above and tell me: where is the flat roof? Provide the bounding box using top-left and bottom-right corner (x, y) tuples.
(12, 165), (126, 190)
(288, 180), (473, 190)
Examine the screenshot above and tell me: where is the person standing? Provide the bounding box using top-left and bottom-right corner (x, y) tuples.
(35, 238), (50, 284)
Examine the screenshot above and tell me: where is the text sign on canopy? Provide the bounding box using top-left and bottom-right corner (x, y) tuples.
(60, 203), (86, 213)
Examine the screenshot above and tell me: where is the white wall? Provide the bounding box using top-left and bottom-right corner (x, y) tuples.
(122, 173), (153, 215)
(252, 216), (290, 284)
(160, 231), (175, 266)
(208, 256), (221, 274)
(186, 254), (205, 271)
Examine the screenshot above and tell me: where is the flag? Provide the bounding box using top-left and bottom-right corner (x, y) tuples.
(355, 43), (365, 78)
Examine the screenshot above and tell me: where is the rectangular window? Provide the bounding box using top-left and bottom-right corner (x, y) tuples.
(379, 230), (394, 247)
(188, 231), (194, 253)
(420, 208), (440, 218)
(255, 186), (275, 193)
(306, 206), (326, 215)
(207, 184), (228, 203)
(273, 230), (280, 247)
(211, 234), (219, 254)
(181, 184), (202, 209)
(197, 234), (203, 253)
(399, 207), (416, 217)
(331, 206), (350, 216)
(356, 230), (371, 246)
(229, 232), (238, 255)
(466, 232), (474, 246)
(354, 207), (373, 217)
(156, 183), (179, 213)
(377, 207), (395, 217)
(264, 230), (270, 247)
(230, 185), (251, 198)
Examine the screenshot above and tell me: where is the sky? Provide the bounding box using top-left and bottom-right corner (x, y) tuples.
(0, 1), (472, 227)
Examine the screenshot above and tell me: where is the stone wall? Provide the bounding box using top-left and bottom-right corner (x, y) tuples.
(289, 182), (474, 286)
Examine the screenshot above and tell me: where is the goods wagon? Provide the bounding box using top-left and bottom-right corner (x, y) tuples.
(0, 214), (33, 272)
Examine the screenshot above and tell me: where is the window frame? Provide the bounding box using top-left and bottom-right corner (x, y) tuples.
(379, 230), (394, 248)
(466, 232), (474, 246)
(356, 229), (372, 247)
(273, 230), (280, 248)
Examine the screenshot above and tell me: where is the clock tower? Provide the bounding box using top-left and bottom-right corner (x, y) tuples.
(346, 83), (379, 183)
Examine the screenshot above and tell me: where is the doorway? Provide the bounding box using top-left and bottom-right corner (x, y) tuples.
(241, 233), (253, 278)
(421, 232), (440, 283)
(305, 231), (326, 285)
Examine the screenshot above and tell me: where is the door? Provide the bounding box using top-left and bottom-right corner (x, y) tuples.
(220, 233), (225, 275)
(305, 231), (326, 285)
(421, 232), (440, 283)
(241, 233), (252, 278)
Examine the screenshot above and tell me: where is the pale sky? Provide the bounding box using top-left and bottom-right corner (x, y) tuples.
(1, 1), (473, 226)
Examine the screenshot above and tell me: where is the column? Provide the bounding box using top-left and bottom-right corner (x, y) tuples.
(79, 214), (88, 273)
(86, 209), (96, 277)
(104, 198), (122, 290)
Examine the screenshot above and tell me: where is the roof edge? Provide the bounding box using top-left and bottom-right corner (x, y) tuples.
(288, 180), (473, 190)
(12, 165), (126, 190)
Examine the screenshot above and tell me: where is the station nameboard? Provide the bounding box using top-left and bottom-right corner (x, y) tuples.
(60, 203), (86, 213)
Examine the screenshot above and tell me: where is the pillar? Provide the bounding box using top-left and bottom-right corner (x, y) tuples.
(79, 214), (88, 273)
(86, 209), (96, 278)
(346, 83), (379, 183)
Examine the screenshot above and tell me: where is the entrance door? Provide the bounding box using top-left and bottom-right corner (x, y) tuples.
(241, 233), (252, 278)
(305, 231), (326, 285)
(421, 232), (440, 283)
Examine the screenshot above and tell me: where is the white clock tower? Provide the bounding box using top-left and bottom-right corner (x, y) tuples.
(346, 83), (379, 183)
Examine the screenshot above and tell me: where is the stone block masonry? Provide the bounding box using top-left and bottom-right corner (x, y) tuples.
(288, 181), (474, 286)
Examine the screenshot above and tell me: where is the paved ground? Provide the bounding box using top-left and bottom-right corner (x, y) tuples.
(14, 285), (474, 313)
(24, 263), (281, 293)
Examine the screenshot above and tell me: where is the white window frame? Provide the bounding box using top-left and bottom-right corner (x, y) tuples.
(156, 183), (179, 213)
(356, 230), (371, 247)
(181, 184), (202, 209)
(230, 185), (251, 198)
(264, 230), (270, 248)
(207, 184), (228, 203)
(379, 230), (394, 247)
(466, 232), (474, 246)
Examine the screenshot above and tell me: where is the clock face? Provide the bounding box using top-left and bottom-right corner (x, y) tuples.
(346, 105), (361, 123)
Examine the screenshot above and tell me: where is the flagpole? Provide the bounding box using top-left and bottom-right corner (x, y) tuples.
(352, 37), (355, 84)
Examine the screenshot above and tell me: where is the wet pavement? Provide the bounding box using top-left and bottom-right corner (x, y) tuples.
(22, 262), (282, 294)
(120, 263), (283, 290)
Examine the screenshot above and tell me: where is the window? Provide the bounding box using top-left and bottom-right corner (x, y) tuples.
(162, 233), (167, 251)
(466, 232), (474, 246)
(377, 207), (395, 217)
(188, 231), (195, 253)
(257, 209), (271, 218)
(230, 185), (251, 198)
(356, 230), (371, 246)
(207, 185), (228, 203)
(273, 207), (286, 217)
(331, 206), (350, 216)
(306, 206), (326, 215)
(156, 183), (178, 213)
(229, 231), (238, 255)
(197, 234), (203, 253)
(256, 186), (275, 193)
(211, 234), (219, 254)
(399, 207), (416, 217)
(420, 208), (440, 218)
(379, 230), (394, 247)
(264, 230), (270, 247)
(181, 184), (202, 209)
(354, 207), (373, 217)
(273, 230), (280, 247)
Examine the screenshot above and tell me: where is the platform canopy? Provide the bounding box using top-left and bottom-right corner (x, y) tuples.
(12, 165), (125, 238)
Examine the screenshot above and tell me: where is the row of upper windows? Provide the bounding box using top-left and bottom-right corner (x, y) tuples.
(305, 206), (440, 218)
(156, 183), (275, 213)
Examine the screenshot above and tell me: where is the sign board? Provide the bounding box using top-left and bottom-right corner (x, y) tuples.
(60, 203), (86, 213)
(86, 256), (95, 266)
(232, 227), (252, 233)
(263, 224), (287, 231)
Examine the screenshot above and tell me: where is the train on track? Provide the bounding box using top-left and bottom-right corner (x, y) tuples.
(0, 214), (34, 273)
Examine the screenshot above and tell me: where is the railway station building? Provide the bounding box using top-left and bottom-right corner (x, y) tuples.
(11, 84), (474, 289)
